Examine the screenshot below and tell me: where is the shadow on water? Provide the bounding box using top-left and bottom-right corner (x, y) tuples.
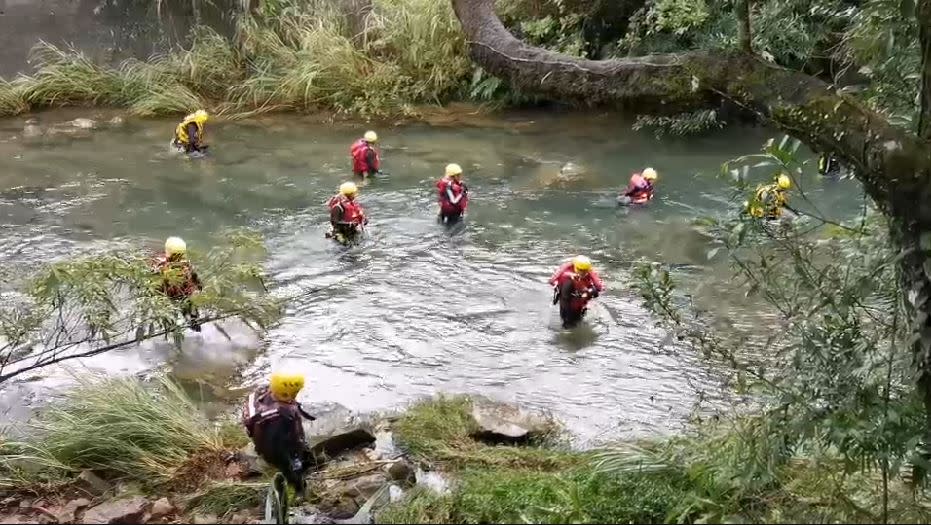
(0, 109), (867, 442)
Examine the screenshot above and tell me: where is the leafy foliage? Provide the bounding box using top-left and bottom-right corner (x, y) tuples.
(0, 230), (280, 384)
(621, 135), (926, 521)
(836, 0), (920, 125)
(633, 109), (724, 138)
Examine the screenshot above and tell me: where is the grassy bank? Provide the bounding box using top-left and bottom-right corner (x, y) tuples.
(381, 397), (931, 524)
(0, 0), (474, 120)
(0, 375), (248, 491)
(4, 379), (930, 523)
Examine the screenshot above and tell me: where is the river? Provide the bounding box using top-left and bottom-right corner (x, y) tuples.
(0, 108), (865, 443)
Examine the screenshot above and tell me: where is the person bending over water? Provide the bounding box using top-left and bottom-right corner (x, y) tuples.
(747, 173), (793, 221)
(549, 255), (605, 329)
(618, 167), (658, 206)
(172, 110), (209, 156)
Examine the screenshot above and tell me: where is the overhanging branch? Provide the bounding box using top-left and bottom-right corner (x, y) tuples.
(450, 0), (931, 225)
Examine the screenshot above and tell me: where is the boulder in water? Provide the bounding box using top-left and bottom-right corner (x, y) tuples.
(469, 398), (555, 444)
(22, 123), (43, 138)
(70, 118), (97, 130)
(386, 459), (416, 486)
(107, 116), (125, 127)
(559, 161), (586, 179)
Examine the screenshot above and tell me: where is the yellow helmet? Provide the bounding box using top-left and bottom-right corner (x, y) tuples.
(364, 130), (378, 143)
(642, 167), (658, 181)
(269, 371), (304, 402)
(192, 110), (209, 125)
(445, 163), (463, 177)
(572, 255), (593, 273)
(340, 181), (358, 196)
(776, 174), (791, 190)
(165, 236), (187, 256)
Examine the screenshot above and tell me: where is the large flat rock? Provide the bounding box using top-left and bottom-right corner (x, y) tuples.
(469, 398), (554, 444)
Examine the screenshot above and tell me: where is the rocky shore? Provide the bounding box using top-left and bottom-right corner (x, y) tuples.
(0, 397), (556, 524)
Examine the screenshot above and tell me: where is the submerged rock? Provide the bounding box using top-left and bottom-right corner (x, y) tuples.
(469, 398), (553, 444)
(81, 496), (148, 524)
(21, 118), (43, 138)
(386, 459), (415, 487)
(70, 118), (97, 130)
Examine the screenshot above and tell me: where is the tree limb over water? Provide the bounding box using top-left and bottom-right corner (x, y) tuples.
(449, 0), (931, 464)
(450, 0), (931, 224)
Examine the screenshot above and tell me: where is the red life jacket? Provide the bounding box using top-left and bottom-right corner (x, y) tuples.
(153, 255), (199, 300)
(626, 173), (654, 204)
(437, 176), (468, 214)
(328, 194), (366, 225)
(350, 139), (380, 175)
(549, 263), (605, 313)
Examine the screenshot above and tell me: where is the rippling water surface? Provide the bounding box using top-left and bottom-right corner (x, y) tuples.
(0, 109), (864, 441)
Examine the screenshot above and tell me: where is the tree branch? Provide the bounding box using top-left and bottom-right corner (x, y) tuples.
(736, 0), (752, 54)
(918, 0), (931, 139)
(450, 0), (931, 226)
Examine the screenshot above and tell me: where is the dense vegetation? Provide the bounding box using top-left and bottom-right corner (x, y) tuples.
(4, 0), (931, 522)
(0, 0), (916, 125)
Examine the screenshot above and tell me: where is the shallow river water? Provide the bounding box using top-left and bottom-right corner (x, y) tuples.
(0, 108), (865, 442)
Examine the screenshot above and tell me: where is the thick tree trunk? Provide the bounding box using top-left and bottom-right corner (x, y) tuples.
(449, 0), (931, 447)
(911, 0), (931, 468)
(918, 0), (931, 139)
(894, 222), (931, 468)
(450, 0), (931, 216)
(736, 0), (752, 54)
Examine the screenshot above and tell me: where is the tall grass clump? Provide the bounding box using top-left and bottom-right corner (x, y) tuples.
(2, 375), (234, 486)
(0, 0), (475, 119)
(185, 481), (266, 517)
(380, 396), (688, 524)
(392, 396), (578, 471)
(0, 80), (27, 116)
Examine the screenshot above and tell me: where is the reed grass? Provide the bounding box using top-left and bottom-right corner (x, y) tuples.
(0, 0), (473, 119)
(0, 375), (238, 488)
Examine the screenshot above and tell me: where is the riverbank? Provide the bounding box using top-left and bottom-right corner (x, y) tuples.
(0, 0), (480, 122)
(2, 376), (929, 524)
